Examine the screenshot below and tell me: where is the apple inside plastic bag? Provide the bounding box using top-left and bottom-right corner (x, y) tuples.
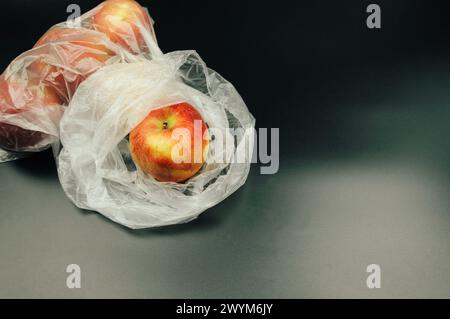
(56, 51), (255, 228)
(0, 0), (157, 161)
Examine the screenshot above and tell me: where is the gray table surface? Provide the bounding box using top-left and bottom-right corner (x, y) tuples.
(0, 71), (449, 299)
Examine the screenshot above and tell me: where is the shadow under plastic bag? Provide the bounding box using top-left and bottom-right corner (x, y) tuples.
(77, 171), (253, 237)
(10, 148), (57, 180)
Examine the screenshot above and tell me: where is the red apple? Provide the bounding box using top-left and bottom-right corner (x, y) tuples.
(32, 27), (116, 100)
(0, 26), (114, 152)
(92, 0), (153, 54)
(129, 102), (209, 183)
(0, 77), (62, 151)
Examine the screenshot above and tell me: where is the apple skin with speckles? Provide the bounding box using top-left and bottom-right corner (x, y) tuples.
(129, 102), (209, 183)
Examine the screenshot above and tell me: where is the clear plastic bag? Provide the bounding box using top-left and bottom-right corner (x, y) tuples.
(0, 0), (156, 160)
(57, 51), (255, 228)
(1, 0), (254, 228)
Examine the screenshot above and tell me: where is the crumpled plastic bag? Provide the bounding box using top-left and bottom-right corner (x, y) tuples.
(57, 50), (255, 228)
(0, 0), (157, 161)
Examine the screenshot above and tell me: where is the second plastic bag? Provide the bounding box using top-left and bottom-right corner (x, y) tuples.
(0, 0), (157, 161)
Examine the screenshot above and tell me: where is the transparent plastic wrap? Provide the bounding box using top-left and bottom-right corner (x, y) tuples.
(0, 0), (157, 160)
(57, 51), (255, 229)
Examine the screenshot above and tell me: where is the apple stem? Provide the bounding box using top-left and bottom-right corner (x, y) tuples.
(163, 122), (168, 129)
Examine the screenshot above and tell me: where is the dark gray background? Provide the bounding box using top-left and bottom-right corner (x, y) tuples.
(0, 0), (449, 298)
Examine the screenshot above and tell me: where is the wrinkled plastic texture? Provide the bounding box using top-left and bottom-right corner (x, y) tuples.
(1, 0), (254, 228)
(0, 0), (156, 160)
(57, 51), (255, 228)
(0, 148), (28, 163)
